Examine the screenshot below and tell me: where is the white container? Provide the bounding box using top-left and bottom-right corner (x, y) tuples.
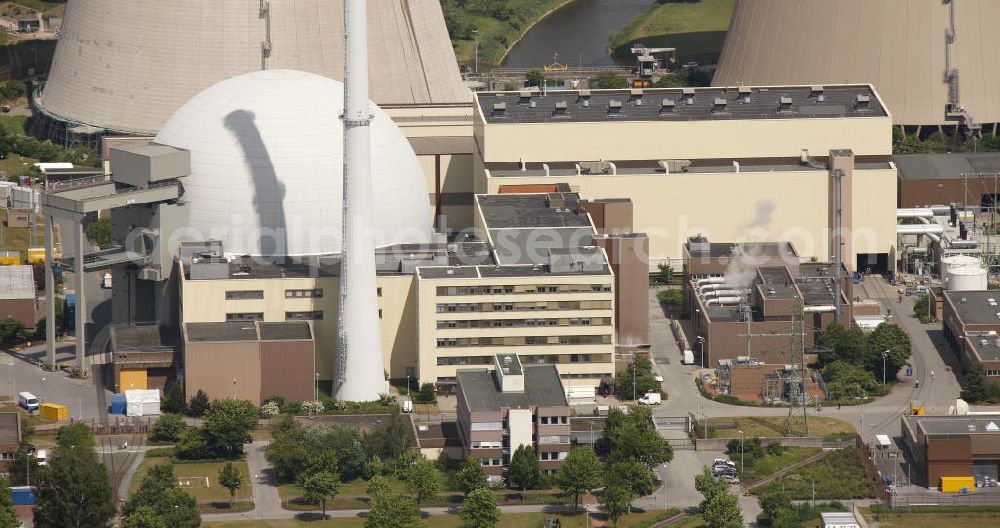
(941, 255), (980, 284)
(948, 266), (988, 291)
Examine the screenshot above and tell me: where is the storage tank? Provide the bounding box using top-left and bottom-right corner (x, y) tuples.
(948, 266), (988, 291)
(941, 255), (980, 284)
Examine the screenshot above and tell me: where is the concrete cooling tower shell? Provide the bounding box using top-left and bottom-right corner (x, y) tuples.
(38, 0), (469, 135)
(713, 0), (1000, 128)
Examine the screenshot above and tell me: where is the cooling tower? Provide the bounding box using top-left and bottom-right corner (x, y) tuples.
(713, 0), (1000, 130)
(37, 0), (469, 135)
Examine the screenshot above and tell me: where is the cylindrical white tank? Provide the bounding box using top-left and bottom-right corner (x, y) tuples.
(948, 266), (988, 291)
(941, 255), (981, 283)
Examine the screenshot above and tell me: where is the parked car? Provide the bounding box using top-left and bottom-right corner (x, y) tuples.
(712, 458), (735, 468)
(637, 392), (662, 405)
(721, 474), (740, 485)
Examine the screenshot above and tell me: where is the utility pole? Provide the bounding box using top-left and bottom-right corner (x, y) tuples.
(882, 349), (889, 386)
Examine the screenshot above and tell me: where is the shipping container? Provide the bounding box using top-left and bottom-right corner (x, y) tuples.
(10, 486), (36, 505)
(110, 394), (126, 415)
(40, 402), (68, 421)
(940, 476), (975, 493)
(0, 250), (20, 265)
(26, 247), (45, 264)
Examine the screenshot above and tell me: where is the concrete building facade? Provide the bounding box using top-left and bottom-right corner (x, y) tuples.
(456, 354), (571, 480)
(471, 85), (898, 273)
(0, 265), (36, 330)
(942, 290), (1000, 379)
(902, 415), (1000, 486)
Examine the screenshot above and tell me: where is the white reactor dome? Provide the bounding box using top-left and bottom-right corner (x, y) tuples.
(155, 69), (433, 257)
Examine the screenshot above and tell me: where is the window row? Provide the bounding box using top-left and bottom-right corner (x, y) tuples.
(436, 317), (609, 329)
(226, 311), (326, 321)
(436, 300), (611, 313)
(286, 289), (323, 298)
(226, 290), (264, 300)
(986, 369), (1000, 377)
(537, 435), (570, 445)
(538, 416), (568, 425)
(436, 284), (611, 296)
(539, 451), (568, 461)
(480, 458), (503, 467)
(436, 335), (611, 348)
(471, 441), (503, 449)
(436, 354), (611, 366)
(470, 422), (503, 431)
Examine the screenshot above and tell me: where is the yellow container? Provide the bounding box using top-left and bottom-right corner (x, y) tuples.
(39, 403), (69, 421)
(26, 248), (45, 265)
(119, 368), (148, 390)
(0, 251), (20, 265)
(940, 476), (975, 493)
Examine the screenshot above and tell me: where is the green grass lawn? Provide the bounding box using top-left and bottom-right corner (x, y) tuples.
(8, 1), (63, 13)
(610, 0), (735, 64)
(0, 114), (30, 135)
(129, 458), (254, 505)
(279, 477), (569, 510)
(865, 511), (1000, 528)
(450, 0), (572, 68)
(203, 509), (671, 528)
(703, 416), (855, 439)
(753, 448), (876, 500)
(739, 446), (822, 484)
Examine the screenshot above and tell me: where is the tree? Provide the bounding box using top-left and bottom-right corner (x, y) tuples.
(203, 398), (259, 458)
(694, 467), (727, 511)
(757, 493), (800, 528)
(962, 363), (1000, 403)
(401, 455), (441, 505)
(55, 422), (95, 450)
(175, 428), (214, 460)
(455, 456), (488, 497)
(301, 470), (340, 519)
(607, 459), (655, 498)
(368, 408), (411, 460)
(85, 217), (112, 249)
(0, 319), (26, 346)
(822, 361), (878, 400)
(218, 462), (243, 505)
(33, 445), (115, 528)
(187, 390), (210, 417)
(525, 69), (545, 88)
(508, 444), (540, 495)
(816, 321), (866, 366)
(590, 72), (629, 89)
(605, 406), (673, 468)
(702, 489), (743, 528)
(913, 293), (931, 322)
(864, 324), (912, 383)
(0, 476), (18, 528)
(555, 446), (602, 507)
(416, 382), (437, 404)
(613, 356), (661, 401)
(123, 464), (199, 528)
(366, 474), (391, 498)
(461, 486), (500, 528)
(366, 482), (422, 528)
(600, 481), (633, 528)
(162, 383), (187, 415)
(122, 506), (167, 528)
(150, 414), (186, 443)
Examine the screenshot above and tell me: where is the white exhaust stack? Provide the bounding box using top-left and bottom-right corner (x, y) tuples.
(334, 0), (387, 401)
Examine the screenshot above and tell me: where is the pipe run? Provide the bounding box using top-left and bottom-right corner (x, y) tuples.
(897, 224), (944, 235)
(896, 208), (935, 219)
(803, 305), (837, 313)
(696, 277), (726, 286)
(708, 296), (743, 305)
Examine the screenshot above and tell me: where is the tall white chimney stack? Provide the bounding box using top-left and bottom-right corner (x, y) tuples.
(334, 0), (387, 401)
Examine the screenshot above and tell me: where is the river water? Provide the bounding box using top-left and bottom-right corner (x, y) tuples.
(504, 0), (655, 68)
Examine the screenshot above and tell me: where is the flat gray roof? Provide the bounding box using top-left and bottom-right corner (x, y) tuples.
(944, 290), (1000, 326)
(113, 325), (180, 350)
(185, 322), (258, 342)
(496, 353), (522, 375)
(972, 337), (1000, 362)
(490, 227), (596, 265)
(478, 85), (886, 124)
(0, 265), (34, 300)
(478, 194), (592, 229)
(907, 415), (1000, 435)
(458, 365), (568, 412)
(894, 153), (1000, 181)
(259, 322), (312, 341)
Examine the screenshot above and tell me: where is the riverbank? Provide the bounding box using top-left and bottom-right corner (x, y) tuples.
(609, 0), (735, 65)
(449, 0), (574, 69)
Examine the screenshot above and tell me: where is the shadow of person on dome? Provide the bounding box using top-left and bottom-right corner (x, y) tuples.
(224, 109), (288, 260)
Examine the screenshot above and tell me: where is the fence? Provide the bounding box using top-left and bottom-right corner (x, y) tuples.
(856, 433), (889, 502)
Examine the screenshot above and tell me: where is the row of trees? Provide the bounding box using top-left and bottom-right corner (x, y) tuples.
(816, 322), (912, 400)
(695, 467), (743, 528)
(963, 363), (1000, 403)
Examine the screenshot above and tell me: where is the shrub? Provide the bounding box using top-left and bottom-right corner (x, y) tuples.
(187, 390), (210, 417)
(415, 383), (437, 404)
(149, 414), (185, 443)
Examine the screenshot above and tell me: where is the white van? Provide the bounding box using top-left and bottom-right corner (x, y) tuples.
(400, 399), (413, 413)
(682, 349), (695, 365)
(638, 392), (662, 405)
(18, 392), (39, 412)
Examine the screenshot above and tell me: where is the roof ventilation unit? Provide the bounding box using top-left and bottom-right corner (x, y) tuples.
(492, 102), (506, 117)
(855, 94), (871, 110)
(518, 89), (533, 105)
(553, 100), (568, 117)
(629, 88), (644, 105)
(738, 86), (752, 103)
(659, 98), (675, 115)
(778, 96), (794, 112)
(683, 87), (695, 105)
(608, 100), (623, 116)
(713, 97), (728, 112)
(578, 89), (591, 107)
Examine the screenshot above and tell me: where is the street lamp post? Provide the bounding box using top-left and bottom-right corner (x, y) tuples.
(315, 372), (320, 401)
(471, 29), (479, 74)
(697, 335), (705, 369)
(632, 361), (637, 401)
(232, 378), (237, 399)
(738, 430), (745, 476)
(881, 349), (889, 386)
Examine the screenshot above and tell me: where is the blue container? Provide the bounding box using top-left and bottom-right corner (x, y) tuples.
(10, 486), (36, 506)
(110, 394), (126, 415)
